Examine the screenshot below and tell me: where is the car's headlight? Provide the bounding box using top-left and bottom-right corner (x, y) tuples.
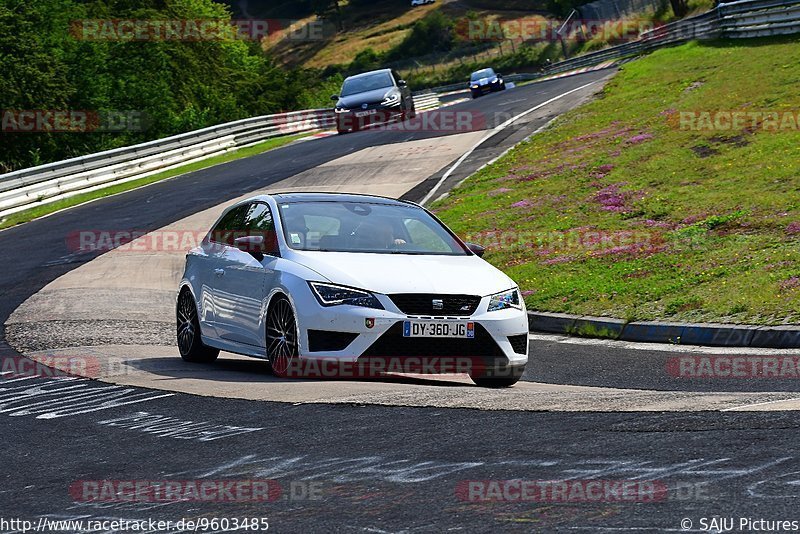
(335, 107), (350, 113)
(471, 84), (479, 89)
(381, 92), (401, 106)
(487, 288), (521, 312)
(309, 282), (384, 309)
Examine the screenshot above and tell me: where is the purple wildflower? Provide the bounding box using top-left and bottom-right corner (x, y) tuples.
(626, 133), (654, 145)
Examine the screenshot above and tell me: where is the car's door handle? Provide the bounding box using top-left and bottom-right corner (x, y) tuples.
(214, 268), (225, 277)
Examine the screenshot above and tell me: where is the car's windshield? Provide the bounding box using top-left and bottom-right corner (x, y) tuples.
(471, 69), (495, 81)
(340, 72), (394, 97)
(278, 201), (468, 255)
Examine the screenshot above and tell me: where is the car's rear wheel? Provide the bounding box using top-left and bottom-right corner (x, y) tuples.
(266, 296), (299, 378)
(470, 364), (525, 388)
(177, 289), (219, 363)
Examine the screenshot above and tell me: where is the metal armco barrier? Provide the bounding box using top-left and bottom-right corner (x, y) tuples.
(544, 0), (800, 75)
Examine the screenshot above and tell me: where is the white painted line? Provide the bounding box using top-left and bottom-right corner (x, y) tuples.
(720, 397), (800, 412)
(528, 332), (800, 355)
(420, 80), (599, 205)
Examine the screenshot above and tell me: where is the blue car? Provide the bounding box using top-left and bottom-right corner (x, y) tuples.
(469, 68), (506, 98)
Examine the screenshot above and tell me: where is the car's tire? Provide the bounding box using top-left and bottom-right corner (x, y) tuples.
(471, 91), (480, 99)
(176, 289), (219, 363)
(266, 296), (299, 378)
(470, 364), (525, 388)
(337, 129), (348, 135)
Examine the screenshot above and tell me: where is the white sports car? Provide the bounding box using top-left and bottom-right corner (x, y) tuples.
(177, 193), (529, 387)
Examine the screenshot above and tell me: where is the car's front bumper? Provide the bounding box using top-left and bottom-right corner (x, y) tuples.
(293, 291), (529, 374)
(471, 81), (502, 95)
(335, 104), (404, 131)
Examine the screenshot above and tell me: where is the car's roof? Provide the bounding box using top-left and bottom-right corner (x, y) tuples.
(344, 69), (393, 81)
(260, 192), (418, 207)
(471, 67), (495, 74)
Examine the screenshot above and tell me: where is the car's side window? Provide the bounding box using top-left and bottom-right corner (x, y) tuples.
(244, 202), (280, 255)
(244, 203), (274, 234)
(209, 204), (249, 246)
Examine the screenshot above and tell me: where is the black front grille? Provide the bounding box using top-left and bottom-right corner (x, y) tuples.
(508, 334), (528, 354)
(308, 330), (359, 352)
(389, 294), (481, 316)
(360, 323), (506, 361)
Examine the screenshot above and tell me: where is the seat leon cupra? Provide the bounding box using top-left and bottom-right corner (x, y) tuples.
(177, 193), (529, 387)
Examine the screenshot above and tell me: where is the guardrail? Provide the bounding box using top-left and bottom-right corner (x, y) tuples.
(0, 93), (439, 218)
(544, 0), (800, 75)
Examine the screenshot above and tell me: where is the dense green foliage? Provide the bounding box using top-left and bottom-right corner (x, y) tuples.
(0, 0), (334, 172)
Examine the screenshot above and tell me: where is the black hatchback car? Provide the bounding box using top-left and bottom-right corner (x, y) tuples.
(332, 69), (415, 134)
(469, 68), (506, 98)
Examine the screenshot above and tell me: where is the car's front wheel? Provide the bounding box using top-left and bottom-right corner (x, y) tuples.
(470, 364), (525, 388)
(266, 296), (299, 378)
(177, 289), (219, 363)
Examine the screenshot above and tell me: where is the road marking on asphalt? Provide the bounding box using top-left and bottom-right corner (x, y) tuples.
(528, 333), (800, 355)
(720, 397), (800, 412)
(420, 80), (600, 205)
(97, 411), (265, 441)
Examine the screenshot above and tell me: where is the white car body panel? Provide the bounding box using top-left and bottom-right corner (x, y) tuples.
(179, 193), (529, 373)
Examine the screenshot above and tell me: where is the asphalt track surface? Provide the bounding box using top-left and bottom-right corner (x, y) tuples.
(1, 69), (800, 532)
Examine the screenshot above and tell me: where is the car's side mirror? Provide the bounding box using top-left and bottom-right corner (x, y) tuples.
(397, 80), (407, 87)
(465, 242), (485, 257)
(234, 235), (267, 261)
(331, 94), (339, 101)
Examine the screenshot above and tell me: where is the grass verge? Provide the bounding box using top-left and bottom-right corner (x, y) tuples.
(433, 37), (800, 325)
(0, 133), (310, 231)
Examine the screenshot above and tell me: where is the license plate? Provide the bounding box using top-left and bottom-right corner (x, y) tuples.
(402, 321), (474, 338)
(355, 109), (377, 117)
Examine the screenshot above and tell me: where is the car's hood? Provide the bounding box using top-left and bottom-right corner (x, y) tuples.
(288, 251), (516, 296)
(337, 87), (394, 109)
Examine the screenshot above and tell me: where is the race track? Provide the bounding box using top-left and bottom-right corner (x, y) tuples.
(2, 68), (800, 531)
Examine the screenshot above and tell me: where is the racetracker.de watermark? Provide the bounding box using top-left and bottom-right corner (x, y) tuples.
(455, 18), (659, 42)
(675, 110), (800, 131)
(463, 229), (664, 253)
(1, 110), (146, 133)
(334, 110), (488, 133)
(67, 230), (211, 254)
(278, 357), (522, 379)
(456, 480), (669, 503)
(70, 19), (332, 42)
(0, 355), (105, 379)
(69, 480), (286, 503)
(667, 356), (800, 378)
